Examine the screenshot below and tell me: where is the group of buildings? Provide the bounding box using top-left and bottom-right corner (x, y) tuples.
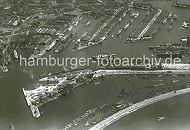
(149, 36), (190, 58)
(0, 0), (80, 69)
(174, 0), (190, 9)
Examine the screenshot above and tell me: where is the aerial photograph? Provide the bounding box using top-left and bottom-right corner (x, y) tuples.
(1, 0), (190, 130)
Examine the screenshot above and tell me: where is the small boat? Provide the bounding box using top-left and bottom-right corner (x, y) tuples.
(157, 116), (165, 121)
(124, 23), (129, 30)
(118, 18), (122, 22)
(94, 81), (101, 85)
(10, 123), (15, 130)
(2, 66), (8, 72)
(85, 121), (89, 126)
(13, 50), (19, 60)
(85, 21), (91, 26)
(172, 79), (179, 83)
(116, 29), (123, 36)
(82, 32), (87, 37)
(131, 12), (139, 18)
(154, 84), (165, 87)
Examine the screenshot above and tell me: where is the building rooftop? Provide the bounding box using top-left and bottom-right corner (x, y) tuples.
(176, 0), (190, 5)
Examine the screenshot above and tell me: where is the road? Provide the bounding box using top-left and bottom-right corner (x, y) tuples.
(89, 87), (190, 130)
(94, 69), (190, 77)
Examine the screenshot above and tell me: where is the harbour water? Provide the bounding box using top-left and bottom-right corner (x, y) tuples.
(105, 94), (190, 130)
(1, 0), (190, 130)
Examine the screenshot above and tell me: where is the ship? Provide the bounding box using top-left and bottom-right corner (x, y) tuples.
(149, 43), (184, 49)
(149, 42), (190, 57)
(154, 51), (183, 57)
(133, 2), (153, 10)
(92, 54), (116, 61)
